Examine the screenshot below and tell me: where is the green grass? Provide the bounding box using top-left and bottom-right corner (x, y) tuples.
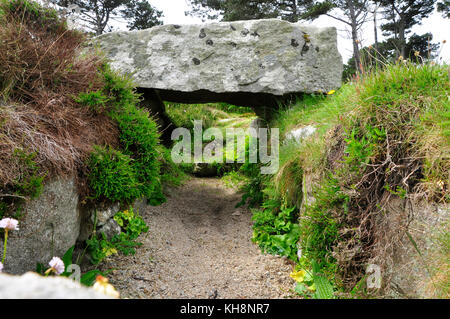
(165, 102), (255, 132)
(246, 62), (450, 296)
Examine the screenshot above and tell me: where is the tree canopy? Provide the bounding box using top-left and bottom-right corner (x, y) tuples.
(186, 0), (301, 22)
(53, 0), (163, 35)
(376, 0), (436, 58)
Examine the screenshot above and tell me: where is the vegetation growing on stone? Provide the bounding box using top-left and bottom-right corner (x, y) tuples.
(247, 62), (449, 297)
(0, 0), (173, 216)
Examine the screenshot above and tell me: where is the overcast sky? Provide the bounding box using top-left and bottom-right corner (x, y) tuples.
(146, 0), (450, 64)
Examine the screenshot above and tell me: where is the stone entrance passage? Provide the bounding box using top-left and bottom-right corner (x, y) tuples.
(95, 19), (343, 144)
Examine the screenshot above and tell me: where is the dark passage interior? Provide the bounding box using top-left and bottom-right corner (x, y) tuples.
(136, 87), (302, 146)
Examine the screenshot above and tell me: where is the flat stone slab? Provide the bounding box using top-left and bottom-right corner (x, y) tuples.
(95, 19), (343, 96)
(0, 272), (113, 299)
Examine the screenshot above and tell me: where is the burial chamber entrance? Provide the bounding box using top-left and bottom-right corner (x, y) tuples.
(94, 18), (343, 145)
(137, 87), (302, 145)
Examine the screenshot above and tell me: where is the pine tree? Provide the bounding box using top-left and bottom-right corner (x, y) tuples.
(437, 1), (450, 18)
(376, 0), (436, 58)
(52, 0), (162, 35)
(186, 0), (301, 22)
(121, 0), (163, 31)
(298, 0), (371, 74)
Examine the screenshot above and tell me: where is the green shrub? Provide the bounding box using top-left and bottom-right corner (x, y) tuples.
(298, 175), (342, 276)
(11, 148), (44, 199)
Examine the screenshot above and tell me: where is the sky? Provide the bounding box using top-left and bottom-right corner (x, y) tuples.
(146, 0), (450, 64)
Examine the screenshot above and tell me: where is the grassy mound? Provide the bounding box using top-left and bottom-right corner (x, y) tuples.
(248, 62), (449, 297)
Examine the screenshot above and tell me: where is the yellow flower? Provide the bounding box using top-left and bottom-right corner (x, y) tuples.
(327, 90), (336, 95)
(93, 275), (120, 298)
(414, 51), (420, 57)
(290, 269), (306, 283)
(103, 247), (118, 257)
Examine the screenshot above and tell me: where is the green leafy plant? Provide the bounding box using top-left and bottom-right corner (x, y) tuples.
(86, 206), (149, 265)
(113, 207), (149, 240)
(251, 199), (300, 261)
(311, 260), (335, 299)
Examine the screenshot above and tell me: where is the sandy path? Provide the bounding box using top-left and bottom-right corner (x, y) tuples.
(99, 177), (297, 299)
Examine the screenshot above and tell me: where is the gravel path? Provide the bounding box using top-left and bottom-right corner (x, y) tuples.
(99, 177), (297, 299)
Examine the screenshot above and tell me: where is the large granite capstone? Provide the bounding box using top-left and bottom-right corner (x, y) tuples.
(95, 19), (343, 144)
(95, 19), (342, 101)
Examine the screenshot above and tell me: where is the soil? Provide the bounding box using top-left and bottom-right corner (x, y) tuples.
(98, 177), (297, 299)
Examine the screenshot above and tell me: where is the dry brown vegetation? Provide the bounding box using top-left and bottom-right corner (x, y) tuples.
(0, 0), (119, 195)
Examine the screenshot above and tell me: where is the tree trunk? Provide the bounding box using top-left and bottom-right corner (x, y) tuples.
(348, 0), (362, 73)
(373, 6), (379, 51)
(398, 19), (406, 58)
(292, 0), (298, 22)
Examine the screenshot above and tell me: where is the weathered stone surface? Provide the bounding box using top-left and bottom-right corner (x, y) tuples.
(285, 125), (317, 143)
(369, 199), (449, 298)
(98, 218), (122, 240)
(1, 177), (81, 274)
(78, 202), (121, 242)
(90, 203), (121, 226)
(0, 272), (113, 299)
(95, 19), (342, 98)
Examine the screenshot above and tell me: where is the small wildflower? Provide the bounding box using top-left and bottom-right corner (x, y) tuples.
(0, 218), (19, 231)
(327, 90), (336, 95)
(414, 51), (420, 57)
(368, 45), (373, 50)
(0, 262), (3, 273)
(93, 275), (120, 298)
(47, 257), (65, 275)
(290, 269), (307, 283)
(0, 219), (18, 264)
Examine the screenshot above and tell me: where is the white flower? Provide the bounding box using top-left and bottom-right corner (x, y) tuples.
(0, 262), (3, 273)
(48, 257), (65, 275)
(0, 218), (19, 231)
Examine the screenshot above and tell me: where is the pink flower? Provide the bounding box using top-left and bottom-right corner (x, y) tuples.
(0, 262), (3, 273)
(0, 218), (19, 231)
(48, 257), (65, 275)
